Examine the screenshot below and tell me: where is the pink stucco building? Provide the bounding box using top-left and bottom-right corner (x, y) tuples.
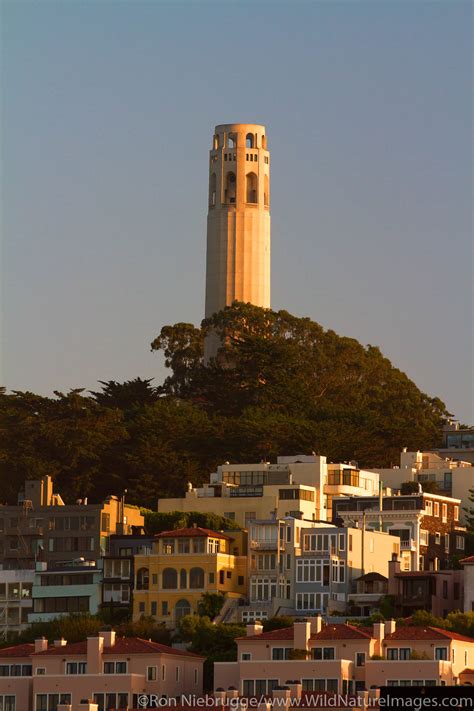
(214, 617), (474, 695)
(0, 630), (204, 711)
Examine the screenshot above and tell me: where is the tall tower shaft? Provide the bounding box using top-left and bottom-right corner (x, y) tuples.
(205, 123), (271, 339)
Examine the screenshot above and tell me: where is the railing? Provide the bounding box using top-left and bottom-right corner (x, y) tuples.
(400, 539), (416, 550)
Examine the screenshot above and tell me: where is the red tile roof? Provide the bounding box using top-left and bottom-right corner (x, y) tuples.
(312, 624), (372, 641)
(0, 643), (36, 658)
(460, 555), (474, 564)
(33, 637), (204, 658)
(239, 623), (372, 642)
(155, 527), (231, 540)
(385, 627), (474, 644)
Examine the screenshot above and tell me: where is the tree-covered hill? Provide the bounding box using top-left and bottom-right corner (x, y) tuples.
(0, 303), (450, 507)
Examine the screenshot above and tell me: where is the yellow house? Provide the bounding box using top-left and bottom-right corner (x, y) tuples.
(133, 526), (247, 626)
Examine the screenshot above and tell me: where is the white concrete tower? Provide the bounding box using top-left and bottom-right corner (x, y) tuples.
(204, 123), (270, 359)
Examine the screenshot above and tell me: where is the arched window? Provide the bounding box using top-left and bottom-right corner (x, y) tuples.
(246, 133), (254, 149)
(213, 134), (219, 150)
(246, 173), (258, 204)
(189, 567), (205, 589)
(180, 569), (187, 589)
(162, 568), (178, 590)
(175, 599), (191, 621)
(225, 172), (236, 204)
(261, 135), (267, 149)
(228, 134), (236, 148)
(209, 173), (217, 207)
(136, 567), (149, 591)
(264, 174), (269, 207)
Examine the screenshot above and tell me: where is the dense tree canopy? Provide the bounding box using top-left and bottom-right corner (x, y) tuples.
(0, 304), (451, 506)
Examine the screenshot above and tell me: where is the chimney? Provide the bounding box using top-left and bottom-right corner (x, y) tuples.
(388, 554), (401, 595)
(272, 687), (291, 711)
(227, 688), (239, 700)
(246, 623), (263, 637)
(310, 615), (323, 634)
(35, 637), (48, 653)
(293, 620), (311, 652)
(86, 636), (104, 674)
(54, 638), (67, 647)
(214, 689), (226, 705)
(286, 681), (302, 700)
(57, 705), (73, 711)
(258, 703), (271, 711)
(78, 702), (98, 711)
(373, 622), (385, 656)
(384, 619), (396, 635)
(100, 629), (116, 648)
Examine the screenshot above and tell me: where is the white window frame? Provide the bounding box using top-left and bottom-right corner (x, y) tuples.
(147, 666), (157, 681)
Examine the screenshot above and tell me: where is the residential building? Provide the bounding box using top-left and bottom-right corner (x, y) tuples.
(0, 476), (144, 569)
(158, 455), (380, 527)
(101, 531), (153, 620)
(347, 573), (388, 618)
(214, 618), (474, 694)
(0, 569), (34, 641)
(387, 555), (463, 617)
(29, 560), (103, 623)
(132, 527), (247, 626)
(333, 492), (466, 571)
(293, 525), (399, 616)
(461, 556), (474, 613)
(433, 423), (474, 464)
(0, 630), (204, 711)
(369, 448), (474, 522)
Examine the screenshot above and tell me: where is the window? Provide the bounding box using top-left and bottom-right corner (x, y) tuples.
(312, 647), (335, 660)
(387, 649), (399, 660)
(444, 535), (450, 553)
(161, 539), (175, 554)
(246, 172), (258, 203)
(339, 534), (345, 551)
(250, 577), (277, 602)
(425, 501), (433, 515)
(241, 653), (252, 661)
(174, 599), (191, 620)
(296, 592), (329, 611)
(434, 502), (440, 517)
(209, 573), (215, 584)
(189, 567), (205, 589)
(420, 530), (429, 546)
(264, 174), (269, 206)
(194, 668), (199, 685)
(139, 602), (145, 613)
(456, 535), (465, 550)
(442, 504), (447, 523)
(162, 568), (178, 590)
(162, 601), (169, 616)
(435, 532), (441, 545)
(225, 172), (236, 204)
(101, 512), (111, 532)
(175, 666), (180, 682)
(151, 602), (157, 616)
(246, 133), (254, 148)
(178, 538), (190, 554)
(36, 695), (70, 711)
(399, 648), (411, 660)
(147, 666), (157, 681)
(66, 661), (87, 674)
(272, 647), (291, 660)
(136, 567), (149, 590)
(238, 575), (244, 586)
(454, 506), (459, 521)
(435, 647), (448, 660)
(356, 653), (366, 667)
(209, 173), (217, 207)
(116, 661), (127, 674)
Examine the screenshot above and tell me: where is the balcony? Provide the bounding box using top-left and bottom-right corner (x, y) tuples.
(400, 539), (416, 551)
(250, 540), (279, 550)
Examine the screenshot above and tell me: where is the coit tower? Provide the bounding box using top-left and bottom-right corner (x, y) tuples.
(204, 123), (271, 359)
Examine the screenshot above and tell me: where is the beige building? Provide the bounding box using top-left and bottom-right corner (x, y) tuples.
(157, 455), (380, 527)
(214, 617), (474, 693)
(204, 123), (270, 359)
(369, 449), (474, 523)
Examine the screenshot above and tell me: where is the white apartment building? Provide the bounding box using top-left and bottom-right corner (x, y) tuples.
(158, 455), (380, 527)
(0, 569), (34, 641)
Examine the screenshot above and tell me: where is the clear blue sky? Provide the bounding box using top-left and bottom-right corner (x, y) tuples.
(2, 0), (472, 424)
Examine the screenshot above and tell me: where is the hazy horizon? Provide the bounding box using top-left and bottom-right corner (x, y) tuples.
(2, 1), (473, 424)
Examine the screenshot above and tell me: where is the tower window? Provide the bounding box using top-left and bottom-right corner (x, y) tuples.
(213, 135), (219, 150)
(228, 134), (236, 148)
(225, 172), (236, 204)
(261, 135), (267, 149)
(246, 172), (258, 204)
(224, 154), (227, 161)
(210, 173), (217, 207)
(246, 133), (255, 149)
